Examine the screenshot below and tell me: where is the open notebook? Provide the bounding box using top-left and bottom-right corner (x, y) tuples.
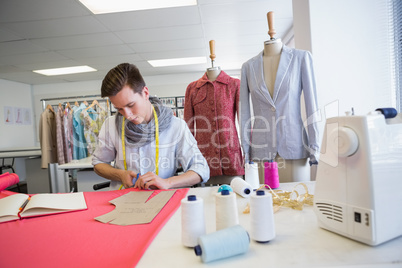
(0, 192), (87, 223)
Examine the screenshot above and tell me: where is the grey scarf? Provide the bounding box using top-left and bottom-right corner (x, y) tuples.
(116, 96), (173, 147)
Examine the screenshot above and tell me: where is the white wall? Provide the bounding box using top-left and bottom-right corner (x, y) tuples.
(0, 79), (36, 181)
(293, 0), (393, 120)
(0, 79), (36, 149)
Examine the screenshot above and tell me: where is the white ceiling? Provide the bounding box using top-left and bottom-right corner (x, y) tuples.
(0, 0), (293, 85)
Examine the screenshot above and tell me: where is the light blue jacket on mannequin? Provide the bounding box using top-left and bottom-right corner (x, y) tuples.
(240, 45), (320, 163)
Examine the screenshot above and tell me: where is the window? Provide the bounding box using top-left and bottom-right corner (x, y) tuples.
(390, 0), (402, 111)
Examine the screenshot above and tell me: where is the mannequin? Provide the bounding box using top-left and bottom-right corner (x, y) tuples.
(207, 40), (235, 184)
(263, 11), (283, 96)
(206, 40), (221, 82)
(184, 40), (245, 185)
(261, 38), (310, 183)
(206, 66), (221, 82)
(240, 11), (319, 184)
(263, 39), (282, 98)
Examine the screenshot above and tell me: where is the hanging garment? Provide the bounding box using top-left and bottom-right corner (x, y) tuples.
(63, 107), (74, 163)
(72, 103), (88, 160)
(184, 71), (244, 177)
(82, 109), (108, 155)
(240, 45), (320, 163)
(39, 109), (57, 168)
(55, 106), (65, 165)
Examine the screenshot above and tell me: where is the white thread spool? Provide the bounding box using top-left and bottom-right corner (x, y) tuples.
(215, 190), (239, 230)
(181, 195), (206, 247)
(245, 162), (259, 189)
(250, 190), (276, 242)
(230, 177), (252, 198)
(194, 225), (250, 263)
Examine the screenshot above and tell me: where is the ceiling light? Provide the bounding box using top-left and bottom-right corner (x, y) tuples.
(33, 66), (97, 76)
(148, 57), (207, 67)
(79, 0), (197, 14)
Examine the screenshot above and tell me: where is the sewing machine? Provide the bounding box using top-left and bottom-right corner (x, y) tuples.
(314, 108), (402, 246)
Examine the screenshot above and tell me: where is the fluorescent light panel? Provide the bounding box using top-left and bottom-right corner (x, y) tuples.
(33, 66), (97, 76)
(79, 0), (197, 14)
(148, 57), (207, 67)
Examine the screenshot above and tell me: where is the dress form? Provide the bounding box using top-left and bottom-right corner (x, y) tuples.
(263, 39), (282, 97)
(206, 67), (221, 82)
(257, 11), (310, 183)
(206, 40), (221, 82)
(204, 40), (239, 185)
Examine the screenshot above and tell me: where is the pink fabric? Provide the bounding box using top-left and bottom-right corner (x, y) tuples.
(0, 172), (19, 191)
(184, 71), (245, 177)
(0, 188), (189, 268)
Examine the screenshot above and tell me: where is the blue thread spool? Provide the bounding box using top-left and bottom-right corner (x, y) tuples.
(217, 184), (233, 193)
(194, 225), (250, 263)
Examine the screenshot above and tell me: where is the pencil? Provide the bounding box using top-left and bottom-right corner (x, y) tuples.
(19, 197), (31, 212)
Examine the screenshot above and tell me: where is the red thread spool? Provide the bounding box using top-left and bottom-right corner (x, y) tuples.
(0, 172), (20, 191)
(264, 161), (279, 189)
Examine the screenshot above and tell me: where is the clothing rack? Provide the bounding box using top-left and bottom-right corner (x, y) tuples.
(40, 94), (106, 111)
(39, 94), (111, 193)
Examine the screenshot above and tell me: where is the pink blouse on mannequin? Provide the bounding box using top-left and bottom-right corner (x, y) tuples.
(184, 71), (244, 177)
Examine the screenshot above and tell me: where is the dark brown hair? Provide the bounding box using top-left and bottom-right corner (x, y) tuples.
(101, 63), (146, 97)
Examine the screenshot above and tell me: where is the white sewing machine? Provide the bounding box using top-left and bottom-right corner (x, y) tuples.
(314, 109), (402, 246)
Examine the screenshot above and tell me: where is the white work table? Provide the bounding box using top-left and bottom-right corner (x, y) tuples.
(138, 182), (402, 267)
(58, 156), (94, 169)
(56, 156), (110, 192)
(0, 147), (41, 158)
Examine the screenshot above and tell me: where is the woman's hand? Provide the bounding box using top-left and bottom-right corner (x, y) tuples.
(134, 171), (170, 190)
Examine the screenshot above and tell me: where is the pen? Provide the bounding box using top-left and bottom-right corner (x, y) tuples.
(133, 173), (140, 185)
(19, 197), (31, 212)
(119, 173), (141, 190)
(128, 173), (141, 188)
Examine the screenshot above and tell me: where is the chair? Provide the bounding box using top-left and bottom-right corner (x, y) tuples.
(1, 158), (15, 173)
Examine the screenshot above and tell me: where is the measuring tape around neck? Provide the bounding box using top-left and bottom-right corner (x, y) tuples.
(119, 105), (159, 190)
(152, 105), (159, 175)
